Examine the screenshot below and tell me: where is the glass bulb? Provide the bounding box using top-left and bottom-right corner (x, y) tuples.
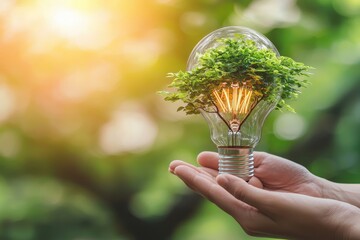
(187, 26), (280, 180)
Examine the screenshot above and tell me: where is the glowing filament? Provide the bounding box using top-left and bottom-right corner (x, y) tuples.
(212, 84), (254, 115)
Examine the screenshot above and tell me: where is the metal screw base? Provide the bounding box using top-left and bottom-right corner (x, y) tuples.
(218, 147), (254, 181)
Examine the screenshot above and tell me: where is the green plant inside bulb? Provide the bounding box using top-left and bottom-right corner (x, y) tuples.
(160, 26), (312, 180)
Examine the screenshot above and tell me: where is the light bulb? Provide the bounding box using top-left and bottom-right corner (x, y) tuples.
(187, 26), (281, 180)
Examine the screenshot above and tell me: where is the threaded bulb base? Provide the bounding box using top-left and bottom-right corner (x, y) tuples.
(218, 147), (254, 181)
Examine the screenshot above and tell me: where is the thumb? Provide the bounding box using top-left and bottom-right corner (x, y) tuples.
(216, 174), (275, 213)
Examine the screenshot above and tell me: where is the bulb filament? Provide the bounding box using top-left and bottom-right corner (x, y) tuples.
(212, 82), (257, 131)
(213, 83), (254, 115)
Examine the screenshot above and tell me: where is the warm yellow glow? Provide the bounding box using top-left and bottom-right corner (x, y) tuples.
(213, 90), (226, 112)
(3, 1), (116, 52)
(212, 84), (254, 116)
(49, 7), (89, 39)
(223, 88), (232, 111)
(45, 5), (114, 49)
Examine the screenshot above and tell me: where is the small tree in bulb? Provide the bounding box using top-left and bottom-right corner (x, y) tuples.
(160, 26), (312, 180)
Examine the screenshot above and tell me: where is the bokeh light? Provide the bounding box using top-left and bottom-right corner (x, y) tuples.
(0, 0), (359, 239)
(99, 102), (158, 154)
(274, 113), (306, 140)
(230, 0), (301, 31)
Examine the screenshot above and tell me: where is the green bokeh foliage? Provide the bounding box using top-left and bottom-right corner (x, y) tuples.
(0, 0), (359, 239)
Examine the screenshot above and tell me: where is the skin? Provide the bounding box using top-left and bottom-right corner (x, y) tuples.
(169, 151), (360, 239)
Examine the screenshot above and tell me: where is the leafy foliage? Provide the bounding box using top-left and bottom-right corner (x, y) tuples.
(161, 36), (312, 114)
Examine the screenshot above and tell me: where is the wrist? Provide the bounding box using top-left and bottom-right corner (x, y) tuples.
(315, 177), (360, 209)
(314, 176), (340, 199)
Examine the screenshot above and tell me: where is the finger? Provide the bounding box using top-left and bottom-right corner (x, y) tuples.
(199, 167), (218, 177)
(172, 165), (205, 192)
(174, 165), (247, 216)
(216, 174), (279, 235)
(169, 160), (216, 180)
(248, 176), (263, 189)
(177, 167), (278, 236)
(173, 165), (216, 189)
(197, 151), (218, 169)
(253, 151), (267, 168)
(169, 160), (199, 174)
(217, 174), (276, 215)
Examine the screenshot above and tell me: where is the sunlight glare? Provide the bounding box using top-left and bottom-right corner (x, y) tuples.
(0, 0), (13, 15)
(3, 2), (115, 51)
(46, 5), (114, 49)
(50, 7), (88, 39)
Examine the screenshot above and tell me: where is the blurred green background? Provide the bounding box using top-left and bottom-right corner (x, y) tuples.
(0, 0), (359, 239)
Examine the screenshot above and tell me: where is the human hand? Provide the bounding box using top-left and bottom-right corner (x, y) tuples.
(194, 151), (324, 198)
(169, 163), (360, 239)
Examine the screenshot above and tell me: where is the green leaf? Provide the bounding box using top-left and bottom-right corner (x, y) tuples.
(159, 35), (312, 115)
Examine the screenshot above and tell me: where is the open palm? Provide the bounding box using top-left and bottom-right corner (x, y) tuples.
(169, 163), (360, 239)
(195, 151), (323, 197)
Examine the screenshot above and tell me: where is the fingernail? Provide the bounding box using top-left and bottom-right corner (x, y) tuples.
(173, 165), (196, 175)
(168, 167), (175, 175)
